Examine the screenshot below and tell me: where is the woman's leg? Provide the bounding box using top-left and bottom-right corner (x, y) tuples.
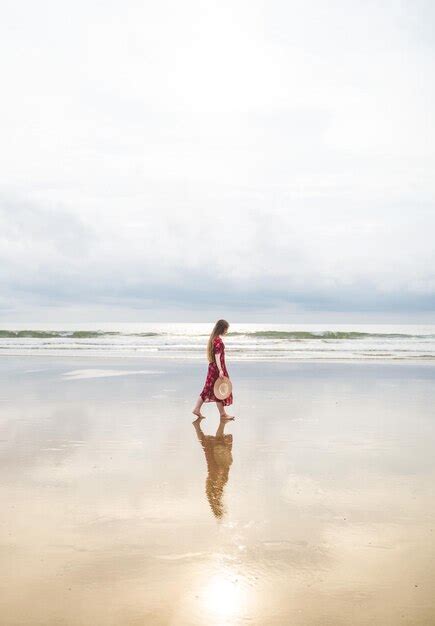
(216, 401), (235, 420)
(192, 396), (206, 420)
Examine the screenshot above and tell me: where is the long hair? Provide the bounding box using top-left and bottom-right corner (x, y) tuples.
(206, 319), (229, 363)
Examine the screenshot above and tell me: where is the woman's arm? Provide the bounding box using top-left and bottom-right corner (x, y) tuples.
(214, 343), (225, 378)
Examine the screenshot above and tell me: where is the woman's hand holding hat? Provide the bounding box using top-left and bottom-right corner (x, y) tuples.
(214, 376), (232, 400)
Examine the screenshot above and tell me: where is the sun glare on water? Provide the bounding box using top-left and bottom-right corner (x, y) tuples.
(202, 574), (245, 621)
(181, 560), (254, 625)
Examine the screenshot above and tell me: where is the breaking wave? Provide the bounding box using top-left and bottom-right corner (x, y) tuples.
(228, 331), (433, 340)
(0, 330), (160, 338)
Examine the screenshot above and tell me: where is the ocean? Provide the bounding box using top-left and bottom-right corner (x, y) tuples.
(1, 322), (435, 361)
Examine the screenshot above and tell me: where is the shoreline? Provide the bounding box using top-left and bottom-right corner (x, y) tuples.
(1, 352), (435, 365)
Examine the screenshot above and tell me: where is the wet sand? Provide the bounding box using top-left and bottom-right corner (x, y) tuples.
(1, 357), (435, 625)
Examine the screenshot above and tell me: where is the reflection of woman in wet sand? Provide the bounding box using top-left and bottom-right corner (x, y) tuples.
(192, 417), (233, 519)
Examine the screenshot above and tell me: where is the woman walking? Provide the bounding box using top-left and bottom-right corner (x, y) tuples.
(192, 319), (235, 421)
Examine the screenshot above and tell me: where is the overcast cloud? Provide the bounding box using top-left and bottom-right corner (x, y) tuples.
(1, 0), (434, 322)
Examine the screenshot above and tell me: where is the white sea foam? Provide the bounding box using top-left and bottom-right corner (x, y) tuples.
(62, 369), (164, 380)
(1, 323), (435, 361)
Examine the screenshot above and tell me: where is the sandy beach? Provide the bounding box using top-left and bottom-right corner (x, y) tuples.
(1, 356), (435, 625)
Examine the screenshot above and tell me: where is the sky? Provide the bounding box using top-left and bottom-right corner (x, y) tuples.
(0, 0), (434, 323)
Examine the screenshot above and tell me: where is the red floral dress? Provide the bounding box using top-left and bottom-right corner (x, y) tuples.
(200, 336), (233, 406)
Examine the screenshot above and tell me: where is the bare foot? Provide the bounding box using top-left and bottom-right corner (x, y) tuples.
(192, 410), (206, 422)
(220, 413), (235, 421)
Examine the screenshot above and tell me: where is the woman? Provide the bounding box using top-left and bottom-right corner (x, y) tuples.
(192, 319), (234, 420)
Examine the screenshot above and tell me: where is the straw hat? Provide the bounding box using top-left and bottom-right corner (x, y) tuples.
(214, 376), (232, 400)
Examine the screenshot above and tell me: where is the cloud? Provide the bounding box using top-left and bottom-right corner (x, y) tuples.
(0, 1), (434, 320)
